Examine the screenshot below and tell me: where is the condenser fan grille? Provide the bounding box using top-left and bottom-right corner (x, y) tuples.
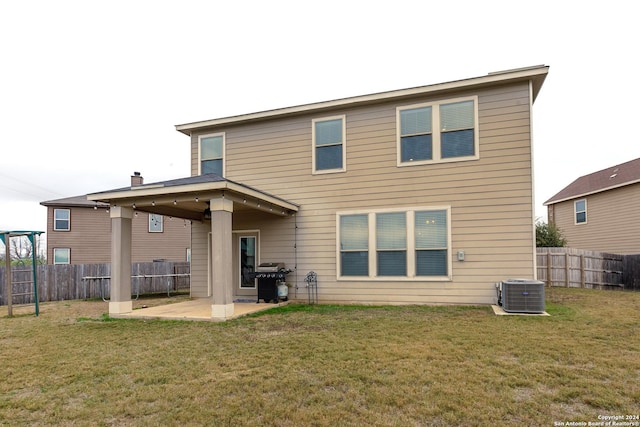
(501, 279), (545, 314)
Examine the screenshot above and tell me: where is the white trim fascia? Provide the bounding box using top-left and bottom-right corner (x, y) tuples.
(176, 66), (549, 135)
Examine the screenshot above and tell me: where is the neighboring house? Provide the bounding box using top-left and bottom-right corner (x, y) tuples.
(544, 157), (640, 254)
(88, 65), (549, 320)
(41, 173), (191, 264)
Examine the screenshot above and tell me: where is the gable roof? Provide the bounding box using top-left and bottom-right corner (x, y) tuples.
(544, 157), (640, 205)
(176, 65), (549, 135)
(87, 173), (299, 220)
(41, 195), (110, 208)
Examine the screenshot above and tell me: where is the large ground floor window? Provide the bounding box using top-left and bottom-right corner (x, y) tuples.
(337, 206), (451, 280)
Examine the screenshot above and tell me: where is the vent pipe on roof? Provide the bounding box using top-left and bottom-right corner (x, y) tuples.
(131, 171), (143, 187)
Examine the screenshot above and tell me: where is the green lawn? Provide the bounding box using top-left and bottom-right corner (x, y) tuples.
(1, 288), (639, 426)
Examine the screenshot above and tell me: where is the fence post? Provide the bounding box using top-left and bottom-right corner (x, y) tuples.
(4, 237), (11, 316)
(547, 251), (552, 287)
(580, 255), (585, 288)
(565, 252), (570, 287)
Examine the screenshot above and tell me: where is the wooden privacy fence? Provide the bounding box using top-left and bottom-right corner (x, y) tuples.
(0, 262), (190, 306)
(536, 248), (640, 291)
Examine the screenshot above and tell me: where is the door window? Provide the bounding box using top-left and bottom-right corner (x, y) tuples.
(240, 236), (257, 288)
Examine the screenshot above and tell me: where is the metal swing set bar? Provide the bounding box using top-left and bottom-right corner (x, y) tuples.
(1, 230), (45, 317)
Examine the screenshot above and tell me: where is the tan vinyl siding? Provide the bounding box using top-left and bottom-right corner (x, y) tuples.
(190, 221), (209, 297)
(45, 207), (191, 264)
(550, 184), (640, 254)
(190, 82), (537, 305)
(46, 206), (112, 264)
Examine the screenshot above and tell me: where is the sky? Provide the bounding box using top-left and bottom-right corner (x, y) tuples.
(1, 1), (639, 240)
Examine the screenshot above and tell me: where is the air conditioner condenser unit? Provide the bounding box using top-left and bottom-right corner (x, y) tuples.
(497, 279), (546, 314)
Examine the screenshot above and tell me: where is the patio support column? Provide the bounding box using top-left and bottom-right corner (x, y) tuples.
(109, 206), (133, 315)
(210, 196), (234, 319)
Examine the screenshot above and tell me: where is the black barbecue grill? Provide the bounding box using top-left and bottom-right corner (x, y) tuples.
(252, 262), (292, 303)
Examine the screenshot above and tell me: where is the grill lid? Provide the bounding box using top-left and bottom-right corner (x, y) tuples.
(256, 262), (286, 272)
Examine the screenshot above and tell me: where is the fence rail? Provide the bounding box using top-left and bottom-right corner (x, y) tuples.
(537, 248), (640, 291)
(0, 262), (190, 306)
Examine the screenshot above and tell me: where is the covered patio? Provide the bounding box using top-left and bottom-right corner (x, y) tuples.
(87, 174), (298, 321)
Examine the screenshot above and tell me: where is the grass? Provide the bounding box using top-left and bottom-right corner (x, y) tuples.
(1, 288), (639, 426)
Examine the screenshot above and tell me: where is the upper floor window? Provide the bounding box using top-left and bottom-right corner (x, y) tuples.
(575, 199), (587, 224)
(397, 97), (478, 166)
(54, 209), (70, 231)
(199, 133), (225, 176)
(338, 207), (451, 280)
(312, 115), (346, 174)
(149, 214), (163, 233)
(53, 248), (70, 264)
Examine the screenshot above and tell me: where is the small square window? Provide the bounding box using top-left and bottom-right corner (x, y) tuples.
(149, 214), (163, 232)
(54, 209), (70, 231)
(53, 248), (70, 264)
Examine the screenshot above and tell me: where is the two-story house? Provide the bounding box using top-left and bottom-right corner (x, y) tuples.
(544, 157), (640, 254)
(88, 65), (549, 320)
(41, 173), (191, 264)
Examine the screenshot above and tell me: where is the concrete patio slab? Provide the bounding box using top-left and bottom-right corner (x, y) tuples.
(491, 305), (550, 316)
(113, 298), (289, 321)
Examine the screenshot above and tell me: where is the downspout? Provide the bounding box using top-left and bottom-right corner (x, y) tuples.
(293, 213), (298, 299)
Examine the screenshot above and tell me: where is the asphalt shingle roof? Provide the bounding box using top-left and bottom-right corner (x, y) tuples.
(544, 157), (640, 205)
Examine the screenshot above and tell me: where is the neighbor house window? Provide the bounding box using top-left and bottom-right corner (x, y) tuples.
(149, 214), (163, 232)
(54, 209), (70, 231)
(53, 248), (70, 264)
(398, 96), (478, 166)
(575, 199), (587, 224)
(313, 115), (346, 173)
(199, 133), (225, 176)
(337, 207), (451, 280)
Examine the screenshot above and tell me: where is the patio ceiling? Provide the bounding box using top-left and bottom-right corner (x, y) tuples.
(86, 174), (299, 221)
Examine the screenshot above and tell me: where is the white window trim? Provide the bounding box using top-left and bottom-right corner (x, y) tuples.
(575, 199), (587, 225)
(396, 95), (479, 167)
(336, 206), (452, 281)
(149, 214), (164, 233)
(198, 132), (226, 176)
(312, 115), (347, 175)
(53, 208), (70, 231)
(53, 248), (70, 264)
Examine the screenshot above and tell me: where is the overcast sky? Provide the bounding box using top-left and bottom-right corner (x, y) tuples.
(1, 1), (639, 237)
